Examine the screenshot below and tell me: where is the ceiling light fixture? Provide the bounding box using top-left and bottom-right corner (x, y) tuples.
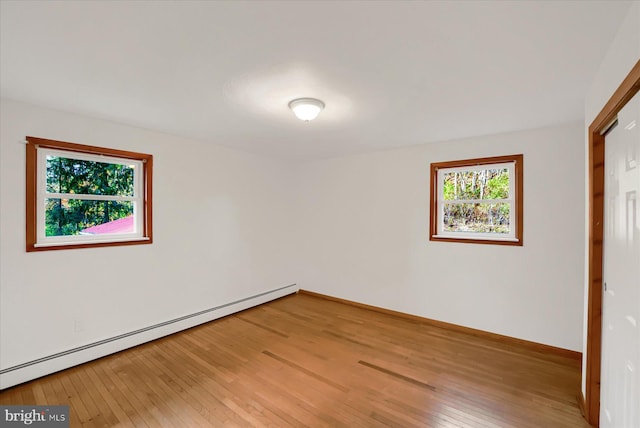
(288, 98), (325, 122)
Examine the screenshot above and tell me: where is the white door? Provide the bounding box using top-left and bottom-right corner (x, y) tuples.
(601, 90), (640, 428)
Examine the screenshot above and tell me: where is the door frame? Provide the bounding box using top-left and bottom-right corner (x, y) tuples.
(585, 59), (640, 426)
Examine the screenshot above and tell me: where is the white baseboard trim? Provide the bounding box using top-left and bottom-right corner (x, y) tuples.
(0, 284), (298, 390)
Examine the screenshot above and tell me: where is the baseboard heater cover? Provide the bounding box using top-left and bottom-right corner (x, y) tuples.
(0, 283), (297, 389)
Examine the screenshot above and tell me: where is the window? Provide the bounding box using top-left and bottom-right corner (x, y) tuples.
(26, 136), (153, 251)
(429, 154), (523, 245)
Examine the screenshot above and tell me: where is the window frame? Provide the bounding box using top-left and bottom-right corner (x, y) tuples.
(429, 154), (523, 246)
(26, 136), (153, 252)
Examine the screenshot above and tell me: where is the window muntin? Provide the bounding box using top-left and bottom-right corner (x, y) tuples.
(430, 155), (523, 245)
(26, 137), (152, 251)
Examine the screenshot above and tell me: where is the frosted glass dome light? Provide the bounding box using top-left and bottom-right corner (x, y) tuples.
(288, 98), (325, 121)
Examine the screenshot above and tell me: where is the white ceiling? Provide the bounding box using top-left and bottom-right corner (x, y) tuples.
(0, 1), (632, 161)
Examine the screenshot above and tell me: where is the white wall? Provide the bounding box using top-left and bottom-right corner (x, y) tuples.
(0, 101), (594, 388)
(0, 99), (296, 388)
(585, 3), (640, 124)
(582, 3), (640, 396)
(294, 123), (585, 351)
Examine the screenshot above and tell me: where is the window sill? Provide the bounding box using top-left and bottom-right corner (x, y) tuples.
(432, 235), (518, 242)
(430, 235), (522, 246)
(29, 237), (151, 252)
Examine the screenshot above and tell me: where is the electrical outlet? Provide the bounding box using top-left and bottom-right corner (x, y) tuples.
(74, 320), (83, 333)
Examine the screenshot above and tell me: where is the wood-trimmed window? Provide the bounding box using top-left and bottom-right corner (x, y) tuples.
(429, 154), (523, 246)
(26, 136), (153, 252)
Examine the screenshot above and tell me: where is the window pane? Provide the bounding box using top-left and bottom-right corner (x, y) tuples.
(443, 202), (510, 234)
(442, 168), (509, 201)
(45, 199), (134, 236)
(46, 156), (134, 196)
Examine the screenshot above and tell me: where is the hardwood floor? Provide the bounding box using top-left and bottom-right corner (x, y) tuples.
(0, 293), (590, 427)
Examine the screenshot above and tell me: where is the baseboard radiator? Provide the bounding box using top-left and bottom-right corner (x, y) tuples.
(0, 284), (298, 390)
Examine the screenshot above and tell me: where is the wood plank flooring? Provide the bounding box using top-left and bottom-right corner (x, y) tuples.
(0, 293), (590, 427)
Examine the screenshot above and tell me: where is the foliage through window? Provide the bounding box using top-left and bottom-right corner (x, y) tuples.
(26, 137), (153, 251)
(430, 155), (523, 245)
